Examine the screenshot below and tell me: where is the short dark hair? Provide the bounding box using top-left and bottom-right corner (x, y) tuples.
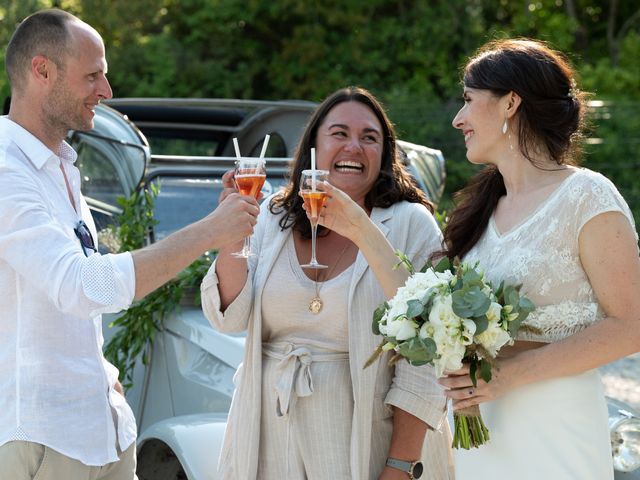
(5, 9), (78, 93)
(270, 86), (432, 238)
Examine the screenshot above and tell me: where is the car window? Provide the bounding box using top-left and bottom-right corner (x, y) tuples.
(150, 175), (282, 241)
(142, 128), (225, 156)
(72, 133), (128, 204)
(248, 133), (287, 158)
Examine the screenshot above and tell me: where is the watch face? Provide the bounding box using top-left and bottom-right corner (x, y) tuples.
(412, 461), (424, 478)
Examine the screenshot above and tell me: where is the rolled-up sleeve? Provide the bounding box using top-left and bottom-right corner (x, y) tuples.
(200, 196), (275, 333)
(385, 362), (447, 430)
(201, 261), (253, 333)
(85, 252), (135, 316)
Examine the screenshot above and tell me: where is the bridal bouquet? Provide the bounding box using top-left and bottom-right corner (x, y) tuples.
(365, 254), (534, 449)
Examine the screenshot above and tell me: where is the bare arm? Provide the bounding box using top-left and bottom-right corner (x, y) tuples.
(317, 183), (409, 298)
(132, 193), (259, 300)
(379, 408), (428, 479)
(442, 211), (640, 409)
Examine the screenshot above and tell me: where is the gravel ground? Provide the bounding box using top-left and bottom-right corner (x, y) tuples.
(600, 352), (640, 411)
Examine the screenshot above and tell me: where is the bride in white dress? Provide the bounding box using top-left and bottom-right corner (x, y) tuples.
(436, 39), (640, 479)
(311, 39), (640, 480)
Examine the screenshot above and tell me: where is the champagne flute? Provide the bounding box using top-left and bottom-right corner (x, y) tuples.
(300, 169), (330, 269)
(231, 157), (266, 258)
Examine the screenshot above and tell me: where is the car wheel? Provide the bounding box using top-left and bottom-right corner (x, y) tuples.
(136, 439), (187, 480)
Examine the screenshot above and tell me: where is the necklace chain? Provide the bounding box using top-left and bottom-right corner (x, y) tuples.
(309, 240), (352, 314)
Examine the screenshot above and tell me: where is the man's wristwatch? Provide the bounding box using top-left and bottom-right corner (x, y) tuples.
(385, 457), (424, 479)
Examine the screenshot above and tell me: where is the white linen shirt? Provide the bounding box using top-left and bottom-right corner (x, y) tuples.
(0, 116), (137, 466)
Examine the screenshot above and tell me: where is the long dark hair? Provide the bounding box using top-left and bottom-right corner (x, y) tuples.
(443, 39), (589, 260)
(270, 86), (432, 238)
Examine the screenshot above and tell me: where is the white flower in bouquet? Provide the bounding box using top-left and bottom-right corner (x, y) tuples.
(365, 253), (535, 450)
(475, 319), (512, 357)
(386, 317), (419, 341)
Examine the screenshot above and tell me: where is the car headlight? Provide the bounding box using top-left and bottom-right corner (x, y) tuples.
(610, 404), (640, 472)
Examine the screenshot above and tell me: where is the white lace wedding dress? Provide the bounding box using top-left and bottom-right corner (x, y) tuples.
(454, 168), (638, 480)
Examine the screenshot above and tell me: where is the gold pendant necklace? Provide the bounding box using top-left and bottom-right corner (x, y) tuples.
(308, 240), (352, 314)
(309, 295), (323, 314)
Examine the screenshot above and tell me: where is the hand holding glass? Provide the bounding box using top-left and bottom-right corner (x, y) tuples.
(300, 169), (330, 269)
(231, 158), (266, 258)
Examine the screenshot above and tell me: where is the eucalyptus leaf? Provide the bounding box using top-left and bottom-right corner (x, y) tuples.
(473, 315), (489, 335)
(519, 297), (535, 313)
(469, 357), (478, 387)
(452, 287), (491, 318)
(433, 256), (451, 273)
(462, 268), (482, 285)
(505, 286), (520, 307)
(397, 337), (438, 366)
(420, 287), (436, 305)
(406, 299), (425, 318)
(493, 280), (505, 301)
(480, 358), (492, 383)
(372, 303), (388, 335)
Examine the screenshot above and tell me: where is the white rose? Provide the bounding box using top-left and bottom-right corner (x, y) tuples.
(386, 303), (407, 323)
(396, 320), (419, 341)
(485, 302), (502, 323)
(433, 340), (466, 377)
(386, 318), (418, 341)
(406, 270), (451, 292)
(460, 319), (477, 346)
(419, 321), (435, 340)
(434, 270), (454, 283)
(476, 321), (512, 357)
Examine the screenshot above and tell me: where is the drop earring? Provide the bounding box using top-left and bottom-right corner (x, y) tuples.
(502, 119), (508, 135)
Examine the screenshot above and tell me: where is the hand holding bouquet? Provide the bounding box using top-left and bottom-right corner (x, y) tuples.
(365, 254), (534, 449)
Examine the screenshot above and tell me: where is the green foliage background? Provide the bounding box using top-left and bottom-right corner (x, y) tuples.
(2, 0), (640, 214)
(3, 0), (638, 384)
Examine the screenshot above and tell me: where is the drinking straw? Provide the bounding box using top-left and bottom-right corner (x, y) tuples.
(259, 134), (270, 159)
(311, 148), (317, 190)
(233, 137), (241, 159)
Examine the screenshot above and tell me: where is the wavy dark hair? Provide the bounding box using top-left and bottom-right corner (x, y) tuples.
(443, 39), (589, 261)
(270, 86), (432, 238)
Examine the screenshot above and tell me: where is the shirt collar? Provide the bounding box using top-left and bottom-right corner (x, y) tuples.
(0, 116), (77, 169)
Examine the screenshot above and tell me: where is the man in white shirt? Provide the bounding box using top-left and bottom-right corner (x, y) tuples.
(0, 8), (259, 480)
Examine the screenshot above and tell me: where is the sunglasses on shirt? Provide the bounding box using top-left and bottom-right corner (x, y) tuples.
(74, 220), (97, 257)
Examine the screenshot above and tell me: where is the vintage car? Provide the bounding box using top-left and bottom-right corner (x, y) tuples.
(63, 99), (639, 479)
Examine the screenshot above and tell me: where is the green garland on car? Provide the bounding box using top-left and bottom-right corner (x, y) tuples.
(102, 185), (213, 390)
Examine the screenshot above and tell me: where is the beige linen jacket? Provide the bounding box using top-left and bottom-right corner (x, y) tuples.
(201, 198), (454, 479)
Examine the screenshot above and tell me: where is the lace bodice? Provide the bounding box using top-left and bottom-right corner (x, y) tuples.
(465, 168), (638, 342)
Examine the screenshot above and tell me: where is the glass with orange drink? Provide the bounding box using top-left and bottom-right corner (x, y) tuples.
(231, 157), (266, 258)
(299, 169), (330, 269)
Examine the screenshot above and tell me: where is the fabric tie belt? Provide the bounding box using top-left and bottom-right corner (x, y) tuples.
(263, 343), (349, 417)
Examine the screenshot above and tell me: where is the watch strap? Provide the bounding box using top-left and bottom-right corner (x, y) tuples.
(386, 457), (414, 472)
(386, 457), (423, 478)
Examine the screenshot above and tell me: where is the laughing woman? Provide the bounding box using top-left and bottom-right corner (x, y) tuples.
(201, 87), (453, 480)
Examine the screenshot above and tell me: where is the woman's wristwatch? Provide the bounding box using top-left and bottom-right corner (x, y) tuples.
(385, 457), (424, 478)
